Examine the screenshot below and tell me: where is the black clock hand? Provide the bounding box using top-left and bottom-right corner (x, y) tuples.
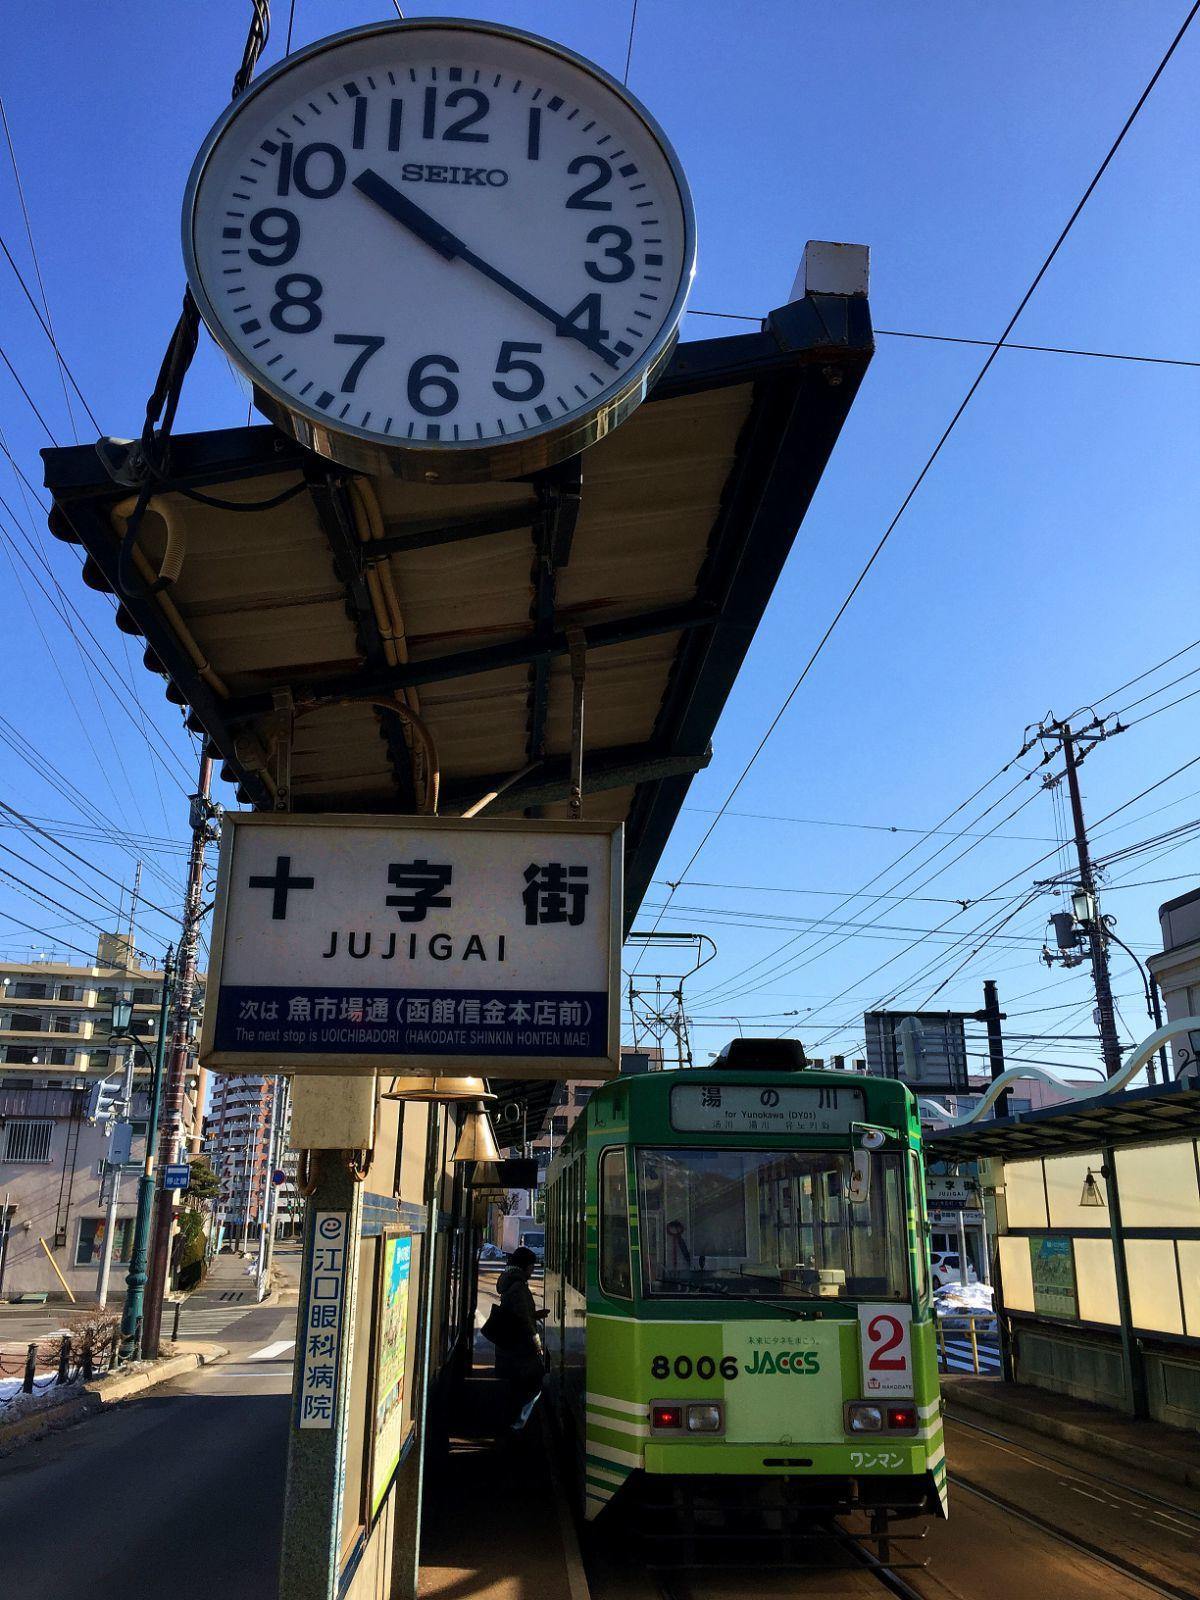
(352, 168), (620, 369)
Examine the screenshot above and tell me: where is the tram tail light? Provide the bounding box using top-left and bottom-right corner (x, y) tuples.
(886, 1404), (918, 1432)
(651, 1405), (683, 1429)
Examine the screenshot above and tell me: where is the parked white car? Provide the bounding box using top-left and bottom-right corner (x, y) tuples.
(930, 1250), (978, 1290)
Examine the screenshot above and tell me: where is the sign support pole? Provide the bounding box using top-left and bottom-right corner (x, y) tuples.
(279, 1148), (364, 1600)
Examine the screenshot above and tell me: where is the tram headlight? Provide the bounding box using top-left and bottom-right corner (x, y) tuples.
(686, 1403), (723, 1433)
(845, 1402), (884, 1432)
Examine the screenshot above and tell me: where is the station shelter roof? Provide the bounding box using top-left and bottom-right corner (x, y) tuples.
(41, 285), (873, 1142)
(926, 1076), (1200, 1163)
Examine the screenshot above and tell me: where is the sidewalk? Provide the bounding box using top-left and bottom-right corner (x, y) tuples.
(945, 1374), (1200, 1491)
(419, 1373), (587, 1600)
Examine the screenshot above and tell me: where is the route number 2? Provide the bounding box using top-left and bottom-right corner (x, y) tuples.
(858, 1304), (913, 1396)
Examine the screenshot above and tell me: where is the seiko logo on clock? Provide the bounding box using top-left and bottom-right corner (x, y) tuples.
(183, 19), (695, 477)
(399, 163), (509, 188)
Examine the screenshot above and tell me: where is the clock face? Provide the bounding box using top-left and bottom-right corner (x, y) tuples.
(184, 20), (695, 479)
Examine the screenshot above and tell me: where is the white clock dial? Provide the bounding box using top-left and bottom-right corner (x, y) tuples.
(184, 20), (695, 479)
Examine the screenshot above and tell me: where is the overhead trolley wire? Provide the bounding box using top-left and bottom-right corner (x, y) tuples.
(686, 312), (1200, 371)
(636, 1), (1199, 960)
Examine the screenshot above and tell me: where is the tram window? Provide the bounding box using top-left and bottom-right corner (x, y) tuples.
(910, 1152), (930, 1304)
(636, 1148), (909, 1302)
(599, 1148), (633, 1299)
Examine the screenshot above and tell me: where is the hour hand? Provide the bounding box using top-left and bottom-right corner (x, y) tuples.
(352, 169), (465, 261)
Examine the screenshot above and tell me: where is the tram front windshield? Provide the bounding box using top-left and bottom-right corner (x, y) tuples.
(637, 1148), (909, 1301)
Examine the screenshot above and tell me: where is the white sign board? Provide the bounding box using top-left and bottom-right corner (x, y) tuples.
(670, 1081), (866, 1135)
(298, 1211), (348, 1429)
(857, 1303), (914, 1397)
(200, 813), (621, 1078)
(926, 1175), (979, 1209)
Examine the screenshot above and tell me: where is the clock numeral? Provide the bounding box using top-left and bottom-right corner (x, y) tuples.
(422, 87), (490, 143)
(351, 97), (368, 151)
(585, 225), (634, 284)
(276, 141), (346, 200)
(388, 98), (404, 152)
(333, 334), (385, 393)
(493, 341), (544, 403)
(269, 273), (324, 334)
(561, 294), (610, 346)
(248, 208), (300, 267)
(565, 155), (613, 211)
(527, 107), (542, 162)
(407, 354), (460, 417)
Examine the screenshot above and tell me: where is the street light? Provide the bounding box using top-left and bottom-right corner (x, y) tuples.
(1071, 887), (1096, 927)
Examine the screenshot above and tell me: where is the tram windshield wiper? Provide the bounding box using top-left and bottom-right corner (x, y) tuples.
(702, 1280), (814, 1321)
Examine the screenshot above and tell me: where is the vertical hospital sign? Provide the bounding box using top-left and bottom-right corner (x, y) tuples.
(298, 1211), (349, 1429)
(199, 814), (623, 1079)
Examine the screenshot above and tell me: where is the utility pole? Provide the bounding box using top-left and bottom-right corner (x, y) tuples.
(120, 946), (173, 1358)
(144, 752), (215, 1357)
(977, 979), (1008, 1115)
(97, 864), (141, 1308)
(1057, 721), (1123, 1077)
(1036, 717), (1124, 1078)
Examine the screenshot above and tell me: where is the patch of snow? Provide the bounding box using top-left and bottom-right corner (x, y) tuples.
(935, 1281), (995, 1316)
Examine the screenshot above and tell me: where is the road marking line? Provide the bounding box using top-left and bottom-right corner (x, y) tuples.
(247, 1339), (295, 1361)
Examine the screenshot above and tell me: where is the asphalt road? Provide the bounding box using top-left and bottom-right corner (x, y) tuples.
(0, 1296), (297, 1600)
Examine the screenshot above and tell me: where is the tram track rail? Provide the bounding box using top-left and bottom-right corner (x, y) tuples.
(945, 1408), (1200, 1528)
(946, 1473), (1197, 1600)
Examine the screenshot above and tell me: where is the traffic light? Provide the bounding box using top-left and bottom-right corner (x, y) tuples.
(86, 1076), (125, 1124)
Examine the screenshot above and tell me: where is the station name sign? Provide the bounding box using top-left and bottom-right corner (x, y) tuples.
(199, 814), (621, 1079)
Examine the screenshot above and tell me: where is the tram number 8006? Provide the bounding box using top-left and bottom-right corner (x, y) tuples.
(651, 1355), (739, 1381)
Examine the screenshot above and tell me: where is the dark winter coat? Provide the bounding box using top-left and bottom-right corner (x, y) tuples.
(494, 1265), (542, 1380)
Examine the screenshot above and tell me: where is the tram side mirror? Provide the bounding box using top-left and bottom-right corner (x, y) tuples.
(848, 1149), (872, 1204)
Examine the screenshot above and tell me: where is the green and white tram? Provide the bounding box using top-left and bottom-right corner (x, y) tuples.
(543, 1040), (946, 1529)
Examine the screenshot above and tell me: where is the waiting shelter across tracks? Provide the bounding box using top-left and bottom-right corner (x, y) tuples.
(929, 1076), (1200, 1431)
(41, 247), (875, 1600)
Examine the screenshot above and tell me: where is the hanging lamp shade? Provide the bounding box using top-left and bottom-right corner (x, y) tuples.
(1080, 1167), (1106, 1208)
(452, 1103), (503, 1165)
(381, 1075), (497, 1104)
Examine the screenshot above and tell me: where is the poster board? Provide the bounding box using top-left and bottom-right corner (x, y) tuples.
(1029, 1235), (1078, 1320)
(369, 1229), (414, 1518)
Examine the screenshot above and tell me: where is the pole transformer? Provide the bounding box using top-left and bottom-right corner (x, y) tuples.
(143, 751), (215, 1356)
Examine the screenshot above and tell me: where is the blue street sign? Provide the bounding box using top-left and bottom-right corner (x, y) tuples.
(162, 1163), (191, 1191)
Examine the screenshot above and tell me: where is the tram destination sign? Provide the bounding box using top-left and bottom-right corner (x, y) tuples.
(200, 813), (622, 1079)
(671, 1083), (866, 1136)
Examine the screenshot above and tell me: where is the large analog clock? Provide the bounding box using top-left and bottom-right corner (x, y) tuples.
(183, 18), (696, 481)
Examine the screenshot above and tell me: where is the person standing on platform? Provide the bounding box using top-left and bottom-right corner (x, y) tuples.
(494, 1246), (547, 1432)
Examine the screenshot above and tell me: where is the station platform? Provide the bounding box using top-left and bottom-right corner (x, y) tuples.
(945, 1374), (1200, 1491)
(419, 1370), (587, 1600)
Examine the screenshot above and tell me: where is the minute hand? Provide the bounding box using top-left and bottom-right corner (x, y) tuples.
(352, 169), (620, 369)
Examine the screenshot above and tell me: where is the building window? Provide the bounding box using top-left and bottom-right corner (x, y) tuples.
(3, 1119), (54, 1163)
(75, 1216), (134, 1266)
(12, 982), (48, 1000)
(6, 1011), (48, 1033)
(131, 988), (158, 1006)
(3, 1047), (41, 1065)
(48, 1049), (76, 1067)
(551, 1115), (568, 1138)
(56, 985), (83, 1002)
(53, 1016), (80, 1035)
(573, 1087), (593, 1107)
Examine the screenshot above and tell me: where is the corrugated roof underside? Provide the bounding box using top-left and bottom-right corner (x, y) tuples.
(124, 381), (754, 807)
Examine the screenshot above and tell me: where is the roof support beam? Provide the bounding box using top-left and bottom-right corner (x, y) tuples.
(445, 741), (711, 816)
(223, 599), (711, 723)
(526, 458), (582, 773)
(305, 469), (418, 809)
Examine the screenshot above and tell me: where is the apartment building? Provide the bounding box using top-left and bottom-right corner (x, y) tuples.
(0, 933), (202, 1301)
(206, 1074), (299, 1249)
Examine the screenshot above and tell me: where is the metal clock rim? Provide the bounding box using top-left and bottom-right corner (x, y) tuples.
(181, 15), (697, 482)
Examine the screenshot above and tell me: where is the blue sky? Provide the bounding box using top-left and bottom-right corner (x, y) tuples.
(0, 2), (1197, 1080)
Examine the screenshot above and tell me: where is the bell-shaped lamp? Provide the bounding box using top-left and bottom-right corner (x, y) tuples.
(380, 1075), (497, 1104)
(1080, 1166), (1106, 1208)
(452, 1102), (502, 1165)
